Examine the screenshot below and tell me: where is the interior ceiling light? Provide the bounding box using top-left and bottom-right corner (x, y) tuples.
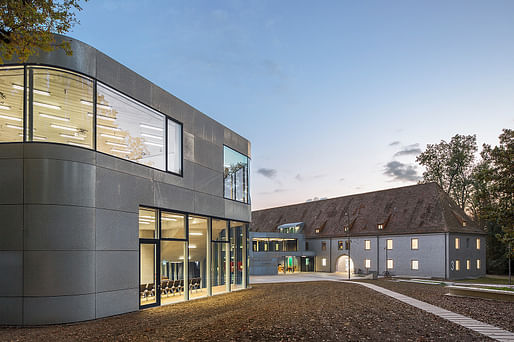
(189, 232), (203, 236)
(40, 113), (69, 122)
(143, 141), (162, 147)
(100, 133), (123, 140)
(12, 84), (51, 96)
(80, 99), (93, 106)
(106, 141), (128, 148)
(50, 124), (77, 132)
(60, 133), (84, 141)
(6, 124), (23, 130)
(0, 114), (22, 122)
(67, 141), (90, 148)
(141, 133), (163, 140)
(18, 133), (46, 141)
(140, 123), (163, 132)
(34, 101), (60, 110)
(111, 148), (130, 154)
(0, 104), (11, 110)
(97, 124), (121, 132)
(140, 215), (155, 219)
(161, 217), (177, 221)
(139, 221), (150, 225)
(188, 245), (197, 249)
(81, 100), (112, 111)
(87, 113), (115, 122)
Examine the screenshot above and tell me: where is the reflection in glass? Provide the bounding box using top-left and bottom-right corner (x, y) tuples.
(96, 83), (165, 170)
(223, 146), (249, 203)
(139, 207), (157, 238)
(212, 242), (228, 294)
(188, 216), (208, 298)
(140, 243), (157, 305)
(212, 219), (228, 241)
(161, 212), (185, 239)
(0, 67), (24, 142)
(230, 221), (246, 289)
(167, 119), (182, 174)
(161, 241), (185, 304)
(32, 68), (94, 147)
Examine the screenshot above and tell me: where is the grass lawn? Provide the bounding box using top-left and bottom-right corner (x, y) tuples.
(453, 276), (513, 285)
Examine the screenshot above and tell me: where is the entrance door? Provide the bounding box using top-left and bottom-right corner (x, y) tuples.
(140, 242), (160, 308)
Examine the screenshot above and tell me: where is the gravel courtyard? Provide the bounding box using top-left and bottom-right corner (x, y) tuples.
(0, 281), (494, 341)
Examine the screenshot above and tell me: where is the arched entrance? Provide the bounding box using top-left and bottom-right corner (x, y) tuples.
(335, 255), (354, 275)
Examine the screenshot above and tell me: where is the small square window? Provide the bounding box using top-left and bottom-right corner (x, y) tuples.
(364, 240), (371, 250)
(322, 258), (327, 266)
(466, 259), (470, 270)
(455, 259), (460, 271)
(315, 228), (320, 234)
(344, 225), (349, 232)
(411, 260), (419, 270)
(386, 239), (393, 250)
(411, 238), (419, 250)
(476, 238), (481, 250)
(387, 259), (394, 269)
(462, 221), (467, 227)
(365, 259), (371, 268)
(338, 241), (344, 250)
(377, 223), (384, 230)
(345, 241), (350, 250)
(455, 237), (460, 250)
(476, 259), (481, 270)
(321, 241), (327, 251)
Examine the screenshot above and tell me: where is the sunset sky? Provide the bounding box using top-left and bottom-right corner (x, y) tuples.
(72, 0), (513, 210)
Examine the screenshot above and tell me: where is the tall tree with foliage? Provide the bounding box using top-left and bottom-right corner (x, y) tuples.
(0, 0), (86, 64)
(416, 134), (477, 210)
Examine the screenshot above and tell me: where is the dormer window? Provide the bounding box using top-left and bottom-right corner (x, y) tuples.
(462, 221), (467, 227)
(344, 225), (349, 232)
(315, 228), (320, 234)
(377, 223), (383, 230)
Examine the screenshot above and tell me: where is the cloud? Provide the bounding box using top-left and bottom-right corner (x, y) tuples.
(295, 174), (303, 181)
(394, 143), (422, 157)
(389, 141), (401, 146)
(257, 168), (277, 179)
(383, 161), (421, 182)
(258, 188), (288, 195)
(339, 178), (345, 182)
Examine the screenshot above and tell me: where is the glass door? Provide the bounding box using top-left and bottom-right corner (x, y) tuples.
(139, 242), (160, 308)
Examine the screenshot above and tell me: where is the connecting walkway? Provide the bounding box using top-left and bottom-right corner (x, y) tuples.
(250, 273), (514, 342)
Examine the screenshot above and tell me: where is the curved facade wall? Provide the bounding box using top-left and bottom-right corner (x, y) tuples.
(0, 35), (251, 325)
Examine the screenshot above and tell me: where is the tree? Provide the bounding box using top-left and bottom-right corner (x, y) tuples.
(416, 134), (477, 210)
(0, 0), (86, 64)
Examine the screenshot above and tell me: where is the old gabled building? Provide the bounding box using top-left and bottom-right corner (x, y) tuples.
(250, 183), (485, 280)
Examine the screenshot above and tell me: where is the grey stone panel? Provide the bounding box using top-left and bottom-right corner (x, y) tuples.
(96, 251), (138, 293)
(23, 143), (96, 165)
(180, 104), (196, 136)
(154, 182), (195, 213)
(150, 84), (182, 122)
(194, 192), (225, 218)
(24, 205), (95, 250)
(183, 131), (195, 162)
(0, 205), (23, 250)
(23, 294), (95, 325)
(0, 251), (22, 296)
(26, 35), (97, 78)
(95, 288), (138, 319)
(225, 200), (251, 222)
(194, 138), (223, 172)
(152, 159), (195, 190)
(194, 164), (223, 197)
(0, 158), (23, 204)
(24, 159), (95, 207)
(0, 144), (23, 159)
(96, 209), (138, 251)
(96, 153), (153, 180)
(224, 128), (251, 158)
(0, 297), (22, 325)
(193, 112), (224, 146)
(95, 167), (154, 212)
(24, 251), (95, 296)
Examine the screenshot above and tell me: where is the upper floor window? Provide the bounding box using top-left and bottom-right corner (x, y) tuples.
(338, 241), (344, 250)
(386, 239), (393, 250)
(364, 240), (371, 250)
(377, 223), (384, 230)
(321, 241), (327, 251)
(223, 146), (249, 203)
(411, 238), (419, 250)
(476, 238), (481, 250)
(455, 237), (460, 250)
(0, 67), (26, 143)
(411, 260), (419, 270)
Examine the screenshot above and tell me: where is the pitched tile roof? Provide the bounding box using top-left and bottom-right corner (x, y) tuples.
(251, 183), (485, 237)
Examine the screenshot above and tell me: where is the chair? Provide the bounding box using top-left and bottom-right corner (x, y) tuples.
(147, 283), (155, 298)
(161, 280), (169, 296)
(179, 279), (184, 293)
(140, 284), (147, 300)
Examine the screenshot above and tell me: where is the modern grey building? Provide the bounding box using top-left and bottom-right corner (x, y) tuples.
(250, 183), (486, 280)
(0, 35), (251, 325)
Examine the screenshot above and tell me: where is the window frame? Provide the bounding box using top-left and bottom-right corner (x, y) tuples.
(1, 63), (184, 177)
(411, 260), (419, 270)
(455, 237), (460, 250)
(411, 238), (419, 250)
(223, 144), (250, 204)
(386, 239), (393, 250)
(364, 240), (371, 250)
(476, 238), (481, 250)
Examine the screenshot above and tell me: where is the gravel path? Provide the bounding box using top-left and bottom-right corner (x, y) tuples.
(0, 282), (491, 341)
(363, 279), (514, 333)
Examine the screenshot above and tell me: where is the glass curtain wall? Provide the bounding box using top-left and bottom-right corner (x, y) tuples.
(230, 221), (247, 290)
(212, 219), (229, 294)
(167, 119), (181, 174)
(160, 211), (186, 304)
(0, 67), (24, 142)
(188, 215), (208, 299)
(223, 146), (250, 203)
(139, 208), (158, 306)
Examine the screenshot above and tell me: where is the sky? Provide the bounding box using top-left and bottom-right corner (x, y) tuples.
(71, 0), (513, 210)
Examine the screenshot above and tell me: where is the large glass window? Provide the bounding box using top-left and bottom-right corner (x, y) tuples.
(188, 215), (208, 299)
(0, 67), (24, 142)
(140, 243), (157, 305)
(139, 207), (157, 239)
(160, 240), (185, 304)
(224, 146), (250, 203)
(212, 242), (229, 294)
(31, 67), (94, 147)
(230, 221), (246, 289)
(96, 83), (165, 170)
(167, 119), (182, 174)
(212, 219), (229, 241)
(161, 211), (186, 239)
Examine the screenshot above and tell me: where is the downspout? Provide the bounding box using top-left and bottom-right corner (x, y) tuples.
(376, 235), (379, 276)
(444, 232), (448, 280)
(329, 237), (332, 273)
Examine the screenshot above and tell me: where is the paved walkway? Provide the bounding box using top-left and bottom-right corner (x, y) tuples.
(250, 273), (514, 342)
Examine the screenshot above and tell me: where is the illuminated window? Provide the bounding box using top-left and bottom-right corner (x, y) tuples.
(338, 241), (344, 250)
(386, 239), (393, 250)
(455, 259), (460, 271)
(377, 223), (383, 230)
(364, 240), (371, 250)
(322, 258), (327, 266)
(0, 67), (24, 142)
(139, 207), (157, 238)
(345, 241), (350, 250)
(411, 260), (419, 270)
(223, 146), (250, 203)
(387, 259), (393, 269)
(455, 237), (460, 250)
(411, 238), (419, 250)
(476, 259), (481, 270)
(321, 241), (327, 251)
(315, 228), (320, 234)
(466, 259), (470, 270)
(476, 238), (481, 250)
(344, 225), (349, 232)
(462, 221), (467, 227)
(365, 259), (371, 268)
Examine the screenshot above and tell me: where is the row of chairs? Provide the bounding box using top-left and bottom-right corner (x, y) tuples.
(140, 278), (202, 300)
